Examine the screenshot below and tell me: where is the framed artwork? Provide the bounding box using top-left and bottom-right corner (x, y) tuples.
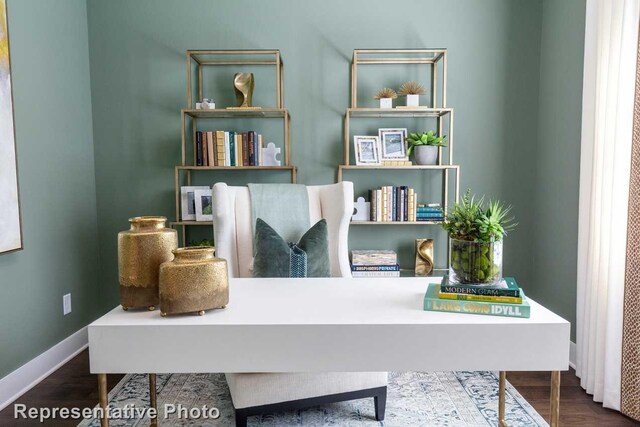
(194, 188), (213, 222)
(354, 135), (381, 165)
(180, 186), (210, 221)
(378, 128), (408, 160)
(0, 0), (22, 255)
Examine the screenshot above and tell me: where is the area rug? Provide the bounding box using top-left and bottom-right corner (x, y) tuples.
(78, 372), (548, 427)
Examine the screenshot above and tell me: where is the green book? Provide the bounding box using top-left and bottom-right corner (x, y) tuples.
(424, 283), (530, 318)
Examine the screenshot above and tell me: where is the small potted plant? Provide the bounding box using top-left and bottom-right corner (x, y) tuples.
(443, 191), (517, 285)
(374, 88), (397, 109)
(398, 81), (426, 107)
(406, 131), (446, 165)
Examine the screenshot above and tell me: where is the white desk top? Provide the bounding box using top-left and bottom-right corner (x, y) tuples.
(89, 278), (570, 373)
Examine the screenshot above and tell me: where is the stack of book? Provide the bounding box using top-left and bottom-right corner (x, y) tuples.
(416, 204), (444, 222)
(369, 186), (417, 222)
(423, 276), (530, 318)
(195, 130), (264, 167)
(351, 250), (400, 277)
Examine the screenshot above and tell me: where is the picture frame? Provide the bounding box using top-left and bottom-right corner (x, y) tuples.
(194, 188), (214, 222)
(354, 135), (381, 165)
(378, 128), (408, 160)
(0, 1), (23, 255)
(181, 186), (210, 221)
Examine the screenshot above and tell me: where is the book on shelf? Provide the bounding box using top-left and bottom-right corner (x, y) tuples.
(202, 132), (209, 166)
(424, 283), (530, 318)
(207, 131), (216, 166)
(351, 264), (400, 272)
(352, 270), (400, 278)
(440, 275), (522, 298)
(242, 132), (249, 165)
(437, 291), (522, 304)
(367, 186), (439, 222)
(195, 131), (203, 166)
(194, 130), (267, 167)
(215, 130), (225, 166)
(351, 250), (397, 266)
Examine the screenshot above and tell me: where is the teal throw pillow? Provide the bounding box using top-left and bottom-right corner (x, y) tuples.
(253, 218), (330, 278)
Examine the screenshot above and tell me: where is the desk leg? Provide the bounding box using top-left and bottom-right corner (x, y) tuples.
(149, 373), (158, 426)
(98, 374), (109, 427)
(498, 371), (507, 427)
(550, 371), (560, 427)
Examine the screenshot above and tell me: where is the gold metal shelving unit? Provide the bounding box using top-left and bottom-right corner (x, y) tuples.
(173, 50), (296, 245)
(339, 49), (460, 269)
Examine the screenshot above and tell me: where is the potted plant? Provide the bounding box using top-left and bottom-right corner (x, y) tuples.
(398, 81), (426, 107)
(374, 88), (397, 109)
(406, 131), (446, 165)
(443, 191), (517, 284)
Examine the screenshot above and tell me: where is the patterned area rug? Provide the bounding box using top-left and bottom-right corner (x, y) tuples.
(78, 372), (547, 427)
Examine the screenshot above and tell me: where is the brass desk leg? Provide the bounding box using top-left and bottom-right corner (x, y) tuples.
(550, 371), (561, 427)
(498, 371), (508, 427)
(98, 374), (109, 427)
(149, 373), (158, 427)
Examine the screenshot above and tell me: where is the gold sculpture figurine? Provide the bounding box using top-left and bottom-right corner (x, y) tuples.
(414, 239), (434, 276)
(226, 72), (260, 109)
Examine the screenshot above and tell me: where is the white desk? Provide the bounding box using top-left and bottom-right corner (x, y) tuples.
(89, 278), (570, 426)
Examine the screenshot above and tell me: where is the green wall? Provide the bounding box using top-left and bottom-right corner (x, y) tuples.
(0, 0), (587, 380)
(0, 0), (99, 378)
(532, 0), (586, 340)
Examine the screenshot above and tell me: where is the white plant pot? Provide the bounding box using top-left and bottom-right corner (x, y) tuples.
(379, 98), (393, 109)
(406, 94), (420, 107)
(413, 145), (438, 165)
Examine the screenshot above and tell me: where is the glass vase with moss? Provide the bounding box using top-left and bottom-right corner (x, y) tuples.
(443, 191), (516, 285)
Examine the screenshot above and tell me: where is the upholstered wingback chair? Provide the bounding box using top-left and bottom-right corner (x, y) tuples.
(212, 182), (388, 427)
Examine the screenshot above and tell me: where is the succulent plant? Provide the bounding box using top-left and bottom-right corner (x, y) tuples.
(398, 81), (426, 96)
(374, 87), (398, 99)
(405, 131), (447, 157)
(442, 190), (517, 242)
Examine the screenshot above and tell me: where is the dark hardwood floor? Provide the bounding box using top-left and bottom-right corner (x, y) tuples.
(0, 350), (637, 426)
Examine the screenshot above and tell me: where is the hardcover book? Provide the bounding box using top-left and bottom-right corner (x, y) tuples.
(352, 271), (401, 278)
(424, 284), (530, 318)
(351, 250), (397, 266)
(195, 131), (203, 166)
(351, 264), (400, 271)
(440, 275), (522, 298)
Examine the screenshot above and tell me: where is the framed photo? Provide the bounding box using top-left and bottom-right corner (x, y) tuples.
(181, 186), (210, 221)
(0, 2), (22, 254)
(194, 188), (213, 222)
(354, 136), (381, 165)
(378, 128), (408, 160)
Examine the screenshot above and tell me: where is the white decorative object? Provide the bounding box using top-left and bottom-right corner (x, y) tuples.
(261, 142), (281, 166)
(180, 186), (209, 221)
(352, 197), (370, 222)
(196, 99), (215, 109)
(194, 188), (213, 222)
(406, 94), (419, 107)
(379, 98), (393, 109)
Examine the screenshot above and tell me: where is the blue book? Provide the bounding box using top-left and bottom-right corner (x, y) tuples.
(230, 132), (236, 166)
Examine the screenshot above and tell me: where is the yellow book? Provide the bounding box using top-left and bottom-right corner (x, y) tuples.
(215, 131), (226, 163)
(438, 292), (523, 304)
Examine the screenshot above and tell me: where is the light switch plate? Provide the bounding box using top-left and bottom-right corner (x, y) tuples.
(63, 293), (72, 315)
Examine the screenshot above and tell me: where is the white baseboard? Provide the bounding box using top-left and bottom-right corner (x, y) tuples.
(0, 327), (88, 412)
(570, 340), (576, 370)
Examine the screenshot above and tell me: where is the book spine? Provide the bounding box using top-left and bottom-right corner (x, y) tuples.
(352, 271), (401, 278)
(215, 131), (225, 165)
(416, 213), (445, 218)
(403, 186), (408, 221)
(376, 189), (382, 221)
(440, 285), (521, 298)
(195, 131), (203, 166)
(206, 131), (214, 166)
(438, 292), (523, 304)
(423, 297), (530, 318)
(258, 134), (263, 166)
(202, 132), (209, 166)
(351, 264), (400, 271)
(369, 189), (375, 221)
(408, 188), (414, 221)
(391, 187), (396, 221)
(412, 192), (417, 221)
(230, 133), (236, 166)
(224, 132), (231, 166)
(242, 132), (249, 166)
(381, 187), (387, 222)
(387, 186), (393, 221)
(237, 133), (243, 166)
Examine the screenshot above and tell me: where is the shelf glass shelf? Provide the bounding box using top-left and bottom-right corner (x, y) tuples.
(182, 108), (289, 119)
(177, 165), (296, 171)
(339, 164), (459, 171)
(351, 221), (443, 226)
(347, 107), (452, 118)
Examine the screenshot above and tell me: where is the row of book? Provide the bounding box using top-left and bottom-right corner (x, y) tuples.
(368, 186), (445, 222)
(350, 250), (400, 277)
(423, 276), (530, 318)
(195, 130), (264, 167)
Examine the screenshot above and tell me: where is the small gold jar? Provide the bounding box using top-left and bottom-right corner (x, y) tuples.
(159, 246), (229, 316)
(118, 216), (177, 311)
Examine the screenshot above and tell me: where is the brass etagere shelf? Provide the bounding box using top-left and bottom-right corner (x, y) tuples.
(338, 49), (460, 269)
(172, 50), (296, 245)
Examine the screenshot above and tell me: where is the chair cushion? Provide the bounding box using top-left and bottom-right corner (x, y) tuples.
(253, 218), (330, 278)
(225, 372), (388, 409)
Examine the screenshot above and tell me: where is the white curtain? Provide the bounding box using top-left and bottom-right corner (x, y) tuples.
(576, 0), (639, 410)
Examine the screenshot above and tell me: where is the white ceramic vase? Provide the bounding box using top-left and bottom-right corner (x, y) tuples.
(379, 98), (393, 109)
(406, 94), (420, 107)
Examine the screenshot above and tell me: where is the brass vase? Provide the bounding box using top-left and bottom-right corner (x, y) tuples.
(159, 246), (229, 316)
(118, 216), (178, 311)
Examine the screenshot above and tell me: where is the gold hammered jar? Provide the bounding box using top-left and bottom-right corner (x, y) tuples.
(117, 216), (178, 310)
(159, 246), (229, 316)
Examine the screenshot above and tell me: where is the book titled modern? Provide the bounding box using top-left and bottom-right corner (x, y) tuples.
(424, 283), (530, 318)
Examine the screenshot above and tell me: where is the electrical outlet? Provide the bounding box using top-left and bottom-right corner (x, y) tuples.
(63, 293), (72, 315)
